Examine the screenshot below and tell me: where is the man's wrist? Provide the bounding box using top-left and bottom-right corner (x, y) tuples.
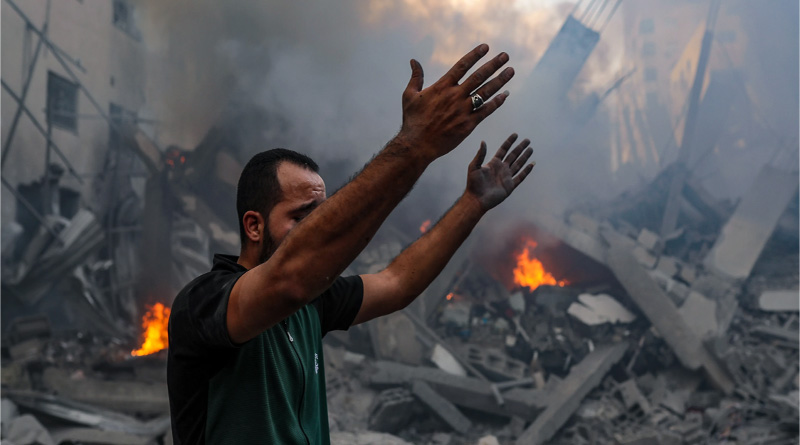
(460, 191), (488, 217)
(389, 129), (439, 166)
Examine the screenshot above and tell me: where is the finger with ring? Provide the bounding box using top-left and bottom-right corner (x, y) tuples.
(471, 93), (485, 111)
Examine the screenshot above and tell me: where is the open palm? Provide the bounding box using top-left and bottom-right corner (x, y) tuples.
(466, 134), (535, 211)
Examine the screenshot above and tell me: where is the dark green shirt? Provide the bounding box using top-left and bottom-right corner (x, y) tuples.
(168, 254), (363, 444)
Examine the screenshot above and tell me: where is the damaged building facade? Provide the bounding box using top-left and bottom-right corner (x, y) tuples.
(1, 0), (798, 444)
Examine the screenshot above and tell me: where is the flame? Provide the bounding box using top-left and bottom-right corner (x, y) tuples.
(446, 292), (454, 300)
(420, 219), (432, 233)
(513, 239), (566, 292)
(131, 303), (171, 356)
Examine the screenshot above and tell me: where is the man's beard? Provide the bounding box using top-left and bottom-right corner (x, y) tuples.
(257, 234), (278, 265)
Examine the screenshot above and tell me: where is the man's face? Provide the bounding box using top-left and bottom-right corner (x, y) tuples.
(258, 162), (326, 263)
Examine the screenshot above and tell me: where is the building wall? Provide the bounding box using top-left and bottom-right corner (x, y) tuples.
(610, 0), (753, 194)
(1, 0), (147, 226)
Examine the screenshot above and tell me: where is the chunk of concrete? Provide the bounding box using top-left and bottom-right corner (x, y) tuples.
(632, 245), (657, 269)
(464, 345), (528, 382)
(515, 342), (628, 445)
(704, 165), (799, 280)
(656, 256), (680, 278)
(677, 291), (718, 340)
(758, 290), (800, 312)
(430, 344), (467, 377)
(601, 229), (734, 394)
(411, 380), (472, 433)
(371, 312), (424, 365)
(637, 229), (661, 251)
(5, 414), (55, 445)
(567, 293), (636, 326)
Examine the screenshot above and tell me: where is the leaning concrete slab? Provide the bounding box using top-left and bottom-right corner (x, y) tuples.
(370, 361), (547, 420)
(411, 380), (472, 433)
(704, 165), (798, 280)
(515, 342), (628, 445)
(602, 230), (734, 394)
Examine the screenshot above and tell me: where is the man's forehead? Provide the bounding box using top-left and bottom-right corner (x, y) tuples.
(276, 161), (325, 193)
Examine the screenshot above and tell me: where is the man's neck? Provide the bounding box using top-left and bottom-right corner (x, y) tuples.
(237, 249), (258, 270)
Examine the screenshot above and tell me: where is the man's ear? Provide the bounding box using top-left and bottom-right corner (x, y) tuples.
(242, 210), (265, 243)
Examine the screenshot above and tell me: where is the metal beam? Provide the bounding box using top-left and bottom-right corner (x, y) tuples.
(2, 0), (51, 164)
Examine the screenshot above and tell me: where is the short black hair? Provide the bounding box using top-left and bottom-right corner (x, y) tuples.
(236, 148), (319, 246)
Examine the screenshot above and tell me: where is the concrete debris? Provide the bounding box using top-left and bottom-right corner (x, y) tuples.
(567, 293), (636, 325)
(602, 229), (735, 394)
(50, 428), (153, 445)
(515, 342), (628, 444)
(1, 57), (796, 445)
(430, 344), (467, 377)
(637, 228), (661, 252)
(368, 388), (416, 434)
(4, 414), (55, 445)
(704, 166), (798, 280)
(464, 345), (528, 382)
(411, 380), (472, 433)
(330, 431), (413, 445)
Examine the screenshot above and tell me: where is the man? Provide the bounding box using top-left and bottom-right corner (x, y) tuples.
(167, 44), (535, 443)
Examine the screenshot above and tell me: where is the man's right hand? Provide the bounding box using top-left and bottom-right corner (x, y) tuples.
(398, 43), (515, 161)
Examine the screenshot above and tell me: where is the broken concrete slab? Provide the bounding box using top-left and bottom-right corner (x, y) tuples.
(411, 380), (472, 434)
(4, 389), (170, 436)
(602, 229), (735, 394)
(515, 342), (628, 445)
(41, 368), (169, 415)
(758, 289), (800, 312)
(567, 293), (636, 326)
(704, 165), (799, 280)
(370, 361), (547, 420)
(50, 428), (153, 445)
(529, 213), (607, 265)
(677, 291), (719, 340)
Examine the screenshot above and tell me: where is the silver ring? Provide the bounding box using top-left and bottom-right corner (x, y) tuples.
(470, 93), (485, 111)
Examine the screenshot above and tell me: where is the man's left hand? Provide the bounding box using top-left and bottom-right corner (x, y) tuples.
(465, 133), (535, 212)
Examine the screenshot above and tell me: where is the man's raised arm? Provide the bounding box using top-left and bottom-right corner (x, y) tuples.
(227, 44), (515, 343)
(355, 134), (535, 325)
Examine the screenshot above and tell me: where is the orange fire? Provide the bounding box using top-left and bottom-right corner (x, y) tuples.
(513, 239), (566, 292)
(420, 219), (432, 233)
(131, 303), (171, 356)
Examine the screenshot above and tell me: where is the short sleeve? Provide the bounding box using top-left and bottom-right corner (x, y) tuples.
(170, 270), (246, 352)
(312, 275), (364, 336)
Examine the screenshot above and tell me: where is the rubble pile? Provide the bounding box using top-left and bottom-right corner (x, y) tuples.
(316, 161), (798, 444)
(1, 163), (797, 445)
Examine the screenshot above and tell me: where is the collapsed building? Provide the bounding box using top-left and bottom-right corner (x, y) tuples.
(1, 0), (798, 444)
